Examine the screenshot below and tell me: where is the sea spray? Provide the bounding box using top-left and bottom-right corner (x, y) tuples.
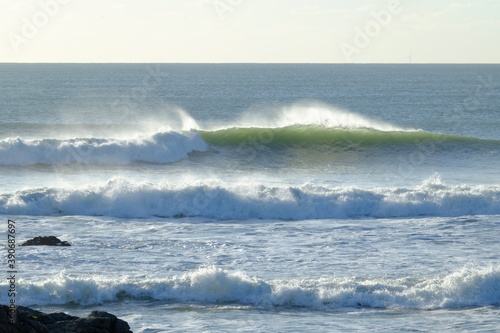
(234, 101), (412, 131)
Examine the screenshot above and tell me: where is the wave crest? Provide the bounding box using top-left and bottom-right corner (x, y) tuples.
(0, 131), (207, 165)
(1, 177), (499, 219)
(4, 267), (499, 309)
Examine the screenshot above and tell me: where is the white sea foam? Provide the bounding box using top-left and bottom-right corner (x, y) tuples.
(3, 266), (499, 309)
(1, 177), (499, 219)
(0, 131), (207, 165)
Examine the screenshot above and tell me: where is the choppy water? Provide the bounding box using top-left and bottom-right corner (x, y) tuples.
(1, 64), (499, 332)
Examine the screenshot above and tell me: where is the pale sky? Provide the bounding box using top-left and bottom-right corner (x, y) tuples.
(0, 0), (499, 63)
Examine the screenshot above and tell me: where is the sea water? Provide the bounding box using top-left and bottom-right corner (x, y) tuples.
(0, 64), (499, 332)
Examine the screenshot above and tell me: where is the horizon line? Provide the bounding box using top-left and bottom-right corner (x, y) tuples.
(1, 62), (499, 65)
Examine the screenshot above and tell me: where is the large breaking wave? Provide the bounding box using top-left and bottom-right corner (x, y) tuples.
(0, 126), (498, 166)
(1, 103), (498, 166)
(1, 177), (499, 219)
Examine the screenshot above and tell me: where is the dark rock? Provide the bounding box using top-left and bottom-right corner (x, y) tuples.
(20, 236), (70, 247)
(17, 307), (78, 326)
(0, 306), (132, 333)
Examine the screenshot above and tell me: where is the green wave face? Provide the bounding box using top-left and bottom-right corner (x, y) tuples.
(198, 125), (496, 151)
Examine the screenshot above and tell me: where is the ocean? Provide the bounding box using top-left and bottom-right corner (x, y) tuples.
(0, 63), (499, 332)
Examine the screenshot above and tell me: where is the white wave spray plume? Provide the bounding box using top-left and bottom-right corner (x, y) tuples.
(235, 101), (414, 131)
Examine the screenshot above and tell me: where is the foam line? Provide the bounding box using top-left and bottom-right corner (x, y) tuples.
(1, 177), (499, 219)
(2, 267), (498, 309)
(0, 131), (207, 165)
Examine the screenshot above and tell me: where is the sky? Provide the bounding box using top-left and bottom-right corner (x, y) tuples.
(0, 0), (499, 63)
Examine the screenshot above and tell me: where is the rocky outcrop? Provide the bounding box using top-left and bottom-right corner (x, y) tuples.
(0, 305), (132, 333)
(20, 236), (70, 246)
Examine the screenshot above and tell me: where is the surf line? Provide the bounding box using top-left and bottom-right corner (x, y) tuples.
(6, 219), (17, 324)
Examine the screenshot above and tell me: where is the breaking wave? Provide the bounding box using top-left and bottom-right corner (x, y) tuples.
(0, 131), (207, 165)
(1, 177), (499, 219)
(3, 266), (499, 310)
(0, 126), (497, 166)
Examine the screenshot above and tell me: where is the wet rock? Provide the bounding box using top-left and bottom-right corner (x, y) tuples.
(20, 236), (70, 246)
(0, 305), (132, 333)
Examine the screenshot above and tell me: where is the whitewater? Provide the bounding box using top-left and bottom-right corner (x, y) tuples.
(1, 63), (499, 332)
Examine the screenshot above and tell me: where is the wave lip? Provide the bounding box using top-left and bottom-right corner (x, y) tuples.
(1, 177), (499, 219)
(0, 131), (207, 166)
(5, 267), (500, 310)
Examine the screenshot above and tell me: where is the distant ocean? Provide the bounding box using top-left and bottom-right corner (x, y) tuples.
(1, 64), (499, 332)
